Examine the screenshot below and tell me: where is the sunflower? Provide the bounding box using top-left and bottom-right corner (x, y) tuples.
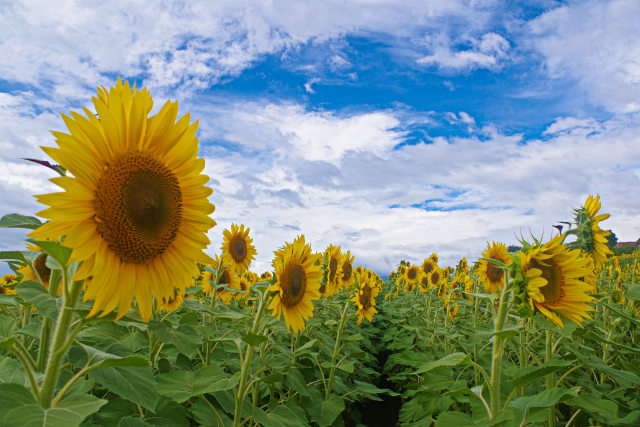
(350, 275), (380, 324)
(260, 271), (273, 280)
(201, 257), (241, 304)
(0, 274), (18, 295)
(421, 258), (436, 276)
(221, 224), (256, 275)
(429, 267), (443, 289)
(429, 252), (439, 264)
(268, 235), (322, 333)
(29, 79), (215, 321)
(477, 242), (512, 294)
(323, 245), (343, 295)
(340, 250), (355, 289)
(157, 288), (184, 312)
(418, 275), (430, 293)
(236, 275), (251, 299)
(404, 264), (421, 285)
(572, 194), (613, 264)
(518, 234), (595, 327)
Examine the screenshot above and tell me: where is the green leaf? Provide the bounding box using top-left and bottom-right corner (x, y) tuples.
(0, 251), (26, 262)
(436, 411), (476, 426)
(510, 360), (573, 389)
(0, 313), (17, 340)
(0, 357), (28, 386)
(625, 286), (640, 301)
(16, 281), (59, 319)
(337, 360), (354, 373)
(2, 393), (107, 427)
(0, 214), (42, 230)
(27, 240), (72, 267)
(0, 383), (36, 416)
(156, 366), (240, 403)
(259, 373), (283, 384)
(305, 394), (345, 427)
(509, 387), (579, 422)
(148, 320), (202, 356)
(294, 338), (318, 355)
(90, 366), (158, 411)
(568, 395), (640, 425)
(490, 328), (520, 340)
(69, 344), (149, 369)
(242, 332), (268, 346)
(413, 353), (471, 374)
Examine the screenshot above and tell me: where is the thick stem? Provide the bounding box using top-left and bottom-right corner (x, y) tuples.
(36, 269), (61, 372)
(233, 290), (267, 427)
(325, 300), (350, 400)
(546, 329), (555, 427)
(489, 278), (511, 418)
(38, 279), (83, 408)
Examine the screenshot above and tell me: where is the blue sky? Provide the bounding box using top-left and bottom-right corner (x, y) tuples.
(1, 0), (639, 274)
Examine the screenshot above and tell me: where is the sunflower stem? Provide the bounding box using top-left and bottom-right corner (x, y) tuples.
(38, 278), (83, 408)
(36, 269), (61, 372)
(546, 329), (555, 427)
(489, 277), (511, 418)
(325, 299), (350, 401)
(233, 287), (267, 427)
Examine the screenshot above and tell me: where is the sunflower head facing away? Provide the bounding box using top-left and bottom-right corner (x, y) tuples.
(268, 235), (322, 333)
(221, 223), (256, 275)
(514, 234), (595, 328)
(30, 79), (216, 320)
(571, 194), (613, 265)
(340, 250), (355, 289)
(477, 242), (512, 294)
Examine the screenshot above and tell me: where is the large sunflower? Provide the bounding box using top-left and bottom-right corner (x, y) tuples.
(29, 79), (215, 320)
(573, 194), (613, 264)
(519, 234), (595, 327)
(268, 236), (322, 333)
(221, 223), (256, 274)
(323, 244), (343, 296)
(350, 273), (380, 324)
(477, 242), (512, 294)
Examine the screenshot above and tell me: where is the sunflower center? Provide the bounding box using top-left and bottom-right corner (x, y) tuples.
(34, 254), (51, 285)
(94, 152), (182, 264)
(423, 263), (433, 274)
(360, 284), (372, 309)
(407, 268), (417, 280)
(230, 236), (247, 263)
(486, 263), (504, 284)
(282, 264), (306, 308)
(329, 258), (337, 282)
(532, 259), (564, 303)
(342, 262), (352, 282)
(430, 271), (440, 285)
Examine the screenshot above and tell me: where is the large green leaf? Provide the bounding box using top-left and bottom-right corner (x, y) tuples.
(0, 356), (28, 386)
(305, 394), (345, 427)
(435, 412), (476, 426)
(413, 352), (471, 374)
(568, 394), (640, 425)
(242, 332), (268, 346)
(16, 281), (59, 319)
(626, 286), (640, 301)
(252, 404), (308, 427)
(509, 387), (579, 423)
(69, 344), (149, 369)
(148, 320), (202, 356)
(27, 240), (72, 268)
(510, 360), (573, 389)
(90, 366), (158, 411)
(156, 366), (240, 403)
(0, 251), (26, 262)
(2, 393), (106, 427)
(0, 383), (37, 417)
(0, 214), (42, 230)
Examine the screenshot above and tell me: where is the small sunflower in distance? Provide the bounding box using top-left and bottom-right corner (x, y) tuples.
(571, 194), (613, 264)
(404, 264), (421, 284)
(157, 288), (184, 312)
(268, 236), (322, 333)
(477, 242), (512, 294)
(421, 258), (436, 276)
(221, 224), (256, 275)
(517, 234), (594, 327)
(29, 79), (215, 320)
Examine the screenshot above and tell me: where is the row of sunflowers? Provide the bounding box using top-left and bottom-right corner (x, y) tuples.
(0, 79), (638, 426)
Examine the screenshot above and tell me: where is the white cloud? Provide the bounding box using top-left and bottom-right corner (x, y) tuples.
(529, 0), (640, 113)
(416, 32), (510, 71)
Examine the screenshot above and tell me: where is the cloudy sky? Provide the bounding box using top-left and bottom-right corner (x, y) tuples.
(1, 0), (639, 275)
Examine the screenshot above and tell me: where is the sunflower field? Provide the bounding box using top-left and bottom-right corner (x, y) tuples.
(0, 80), (639, 427)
